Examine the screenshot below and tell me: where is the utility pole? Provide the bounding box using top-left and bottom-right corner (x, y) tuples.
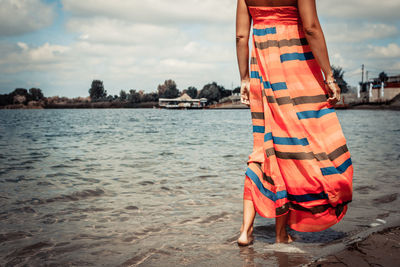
(361, 64), (364, 85)
(366, 71), (369, 82)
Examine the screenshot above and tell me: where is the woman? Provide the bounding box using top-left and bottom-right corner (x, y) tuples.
(236, 0), (353, 245)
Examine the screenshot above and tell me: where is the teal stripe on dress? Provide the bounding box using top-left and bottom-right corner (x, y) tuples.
(246, 166), (329, 202)
(273, 136), (309, 146)
(280, 52), (314, 62)
(250, 71), (261, 79)
(245, 167), (287, 201)
(253, 126), (265, 133)
(264, 132), (309, 146)
(321, 157), (352, 176)
(271, 82), (287, 91)
(253, 27), (277, 36)
(297, 107), (335, 120)
(264, 132), (273, 141)
(251, 71), (286, 91)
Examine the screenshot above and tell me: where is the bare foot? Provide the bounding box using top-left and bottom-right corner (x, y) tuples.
(276, 233), (294, 244)
(288, 233), (294, 243)
(240, 224), (253, 235)
(237, 225), (254, 246)
(237, 232), (254, 246)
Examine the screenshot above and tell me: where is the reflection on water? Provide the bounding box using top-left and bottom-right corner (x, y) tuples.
(0, 109), (399, 266)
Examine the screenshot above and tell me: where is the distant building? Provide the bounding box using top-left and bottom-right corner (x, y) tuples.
(369, 74), (400, 102)
(158, 93), (207, 109)
(219, 94), (241, 104)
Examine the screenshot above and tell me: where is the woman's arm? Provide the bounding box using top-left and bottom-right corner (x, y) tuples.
(298, 0), (340, 103)
(298, 0), (332, 80)
(236, 0), (252, 105)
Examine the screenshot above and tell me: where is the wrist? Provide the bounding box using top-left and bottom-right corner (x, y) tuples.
(324, 79), (337, 85)
(324, 71), (334, 81)
(241, 74), (249, 81)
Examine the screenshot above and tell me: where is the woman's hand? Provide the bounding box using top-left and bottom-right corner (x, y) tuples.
(240, 79), (250, 106)
(325, 81), (341, 106)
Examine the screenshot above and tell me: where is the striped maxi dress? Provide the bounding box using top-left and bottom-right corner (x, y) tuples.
(243, 6), (353, 232)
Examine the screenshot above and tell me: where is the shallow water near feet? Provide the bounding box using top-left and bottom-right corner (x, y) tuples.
(0, 109), (399, 266)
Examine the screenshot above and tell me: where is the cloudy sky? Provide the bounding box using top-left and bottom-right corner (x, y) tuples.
(0, 0), (399, 97)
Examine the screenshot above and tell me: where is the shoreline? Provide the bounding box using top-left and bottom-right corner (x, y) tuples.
(1, 101), (400, 110)
(306, 220), (400, 266)
(1, 104), (399, 110)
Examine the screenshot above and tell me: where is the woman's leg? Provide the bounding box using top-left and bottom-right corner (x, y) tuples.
(275, 212), (293, 243)
(237, 199), (255, 245)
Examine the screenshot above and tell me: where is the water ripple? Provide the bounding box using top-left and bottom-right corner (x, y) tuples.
(0, 109), (398, 266)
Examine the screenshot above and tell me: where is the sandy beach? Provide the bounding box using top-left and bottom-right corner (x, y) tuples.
(308, 225), (400, 267)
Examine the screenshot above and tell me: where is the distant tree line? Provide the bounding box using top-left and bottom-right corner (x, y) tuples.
(88, 79), (236, 105)
(0, 88), (44, 106)
(1, 65), (355, 108)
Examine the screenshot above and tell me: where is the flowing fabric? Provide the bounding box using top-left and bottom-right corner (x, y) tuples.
(243, 6), (353, 232)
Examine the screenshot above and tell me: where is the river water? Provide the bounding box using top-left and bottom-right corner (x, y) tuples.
(0, 108), (399, 266)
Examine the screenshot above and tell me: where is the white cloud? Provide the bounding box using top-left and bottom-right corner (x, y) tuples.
(66, 18), (186, 46)
(324, 23), (398, 43)
(62, 0), (235, 24)
(0, 0), (55, 36)
(0, 42), (70, 72)
(366, 43), (400, 58)
(0, 0), (399, 97)
(318, 0), (400, 21)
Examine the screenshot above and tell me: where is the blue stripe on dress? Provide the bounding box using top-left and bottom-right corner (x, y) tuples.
(297, 108), (335, 120)
(245, 167), (287, 201)
(280, 52), (314, 62)
(253, 125), (265, 133)
(263, 81), (272, 89)
(288, 191), (328, 202)
(271, 82), (287, 91)
(273, 136), (309, 146)
(250, 71), (261, 79)
(264, 132), (273, 141)
(251, 71), (285, 91)
(321, 157), (353, 176)
(253, 27), (277, 36)
(264, 132), (309, 146)
(246, 167), (329, 202)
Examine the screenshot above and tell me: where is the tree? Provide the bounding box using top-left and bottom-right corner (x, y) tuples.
(11, 88), (29, 96)
(89, 80), (107, 101)
(157, 79), (179, 98)
(378, 71), (388, 83)
(198, 82), (222, 103)
(128, 89), (141, 103)
(220, 87), (232, 98)
(29, 88), (44, 101)
(142, 92), (158, 102)
(0, 94), (12, 106)
(10, 88), (31, 104)
(185, 86), (198, 98)
(119, 90), (127, 101)
(331, 65), (348, 93)
(233, 86), (240, 94)
(198, 82), (231, 103)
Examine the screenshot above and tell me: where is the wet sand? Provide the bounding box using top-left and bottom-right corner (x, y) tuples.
(309, 225), (400, 267)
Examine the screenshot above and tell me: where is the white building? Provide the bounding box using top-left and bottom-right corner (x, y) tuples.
(158, 93), (207, 109)
(370, 74), (400, 102)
